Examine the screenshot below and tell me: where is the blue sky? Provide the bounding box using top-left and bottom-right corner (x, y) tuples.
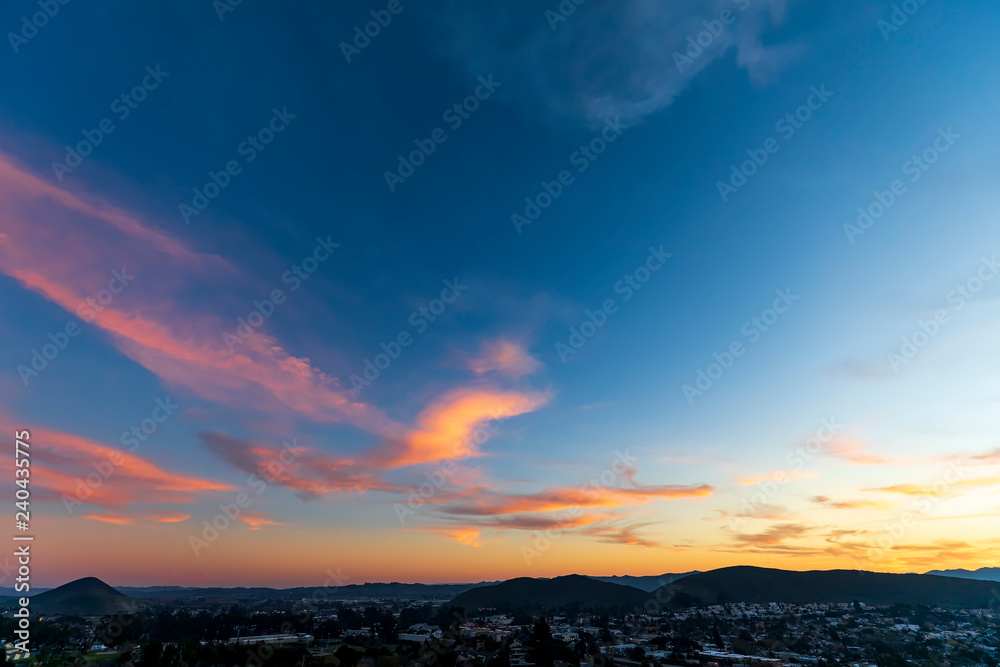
(0, 0), (998, 586)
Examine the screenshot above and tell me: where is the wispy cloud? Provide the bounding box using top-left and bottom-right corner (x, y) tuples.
(468, 339), (543, 378)
(429, 0), (802, 124)
(738, 469), (817, 485)
(811, 495), (893, 510)
(822, 440), (904, 466)
(201, 432), (402, 500)
(378, 387), (552, 467)
(733, 522), (810, 546)
(438, 479), (712, 517)
(0, 416), (234, 511)
(583, 521), (662, 548)
(239, 511), (283, 530)
(83, 512), (191, 525)
(864, 475), (1000, 497)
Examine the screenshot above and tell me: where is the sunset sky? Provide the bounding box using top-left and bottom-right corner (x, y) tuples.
(0, 0), (998, 588)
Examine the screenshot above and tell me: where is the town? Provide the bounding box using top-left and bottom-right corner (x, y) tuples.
(10, 592), (998, 667)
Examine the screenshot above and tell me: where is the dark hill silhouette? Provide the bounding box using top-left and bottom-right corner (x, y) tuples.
(115, 582), (479, 602)
(33, 577), (141, 615)
(657, 566), (1000, 608)
(449, 574), (651, 612)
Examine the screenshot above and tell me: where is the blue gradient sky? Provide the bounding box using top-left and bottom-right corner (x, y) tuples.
(0, 0), (998, 586)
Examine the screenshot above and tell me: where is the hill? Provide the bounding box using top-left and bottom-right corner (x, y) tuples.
(33, 577), (140, 616)
(449, 574), (650, 612)
(924, 567), (1000, 583)
(115, 582), (478, 602)
(589, 572), (698, 592)
(656, 566), (1000, 608)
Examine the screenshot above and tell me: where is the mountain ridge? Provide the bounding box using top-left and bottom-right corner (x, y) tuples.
(656, 566), (1000, 608)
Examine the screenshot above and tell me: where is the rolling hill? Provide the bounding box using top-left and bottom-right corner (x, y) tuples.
(33, 577), (141, 616)
(115, 582), (480, 602)
(656, 566), (1000, 608)
(449, 574), (651, 612)
(924, 567), (1000, 583)
(589, 572), (698, 592)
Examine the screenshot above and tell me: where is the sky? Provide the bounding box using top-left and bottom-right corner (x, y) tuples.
(0, 0), (998, 588)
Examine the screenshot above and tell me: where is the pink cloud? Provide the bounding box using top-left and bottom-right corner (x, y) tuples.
(469, 339), (543, 378)
(0, 419), (236, 512)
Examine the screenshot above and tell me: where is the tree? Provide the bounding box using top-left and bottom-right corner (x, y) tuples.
(627, 647), (646, 661)
(375, 610), (398, 643)
(338, 608), (362, 630)
(532, 619), (552, 643)
(138, 639), (163, 667)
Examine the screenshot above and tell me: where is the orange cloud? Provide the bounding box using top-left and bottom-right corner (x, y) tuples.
(864, 475), (1000, 496)
(82, 512), (192, 525)
(385, 387), (551, 466)
(822, 440), (900, 466)
(83, 514), (133, 525)
(239, 511), (283, 530)
(446, 528), (482, 547)
(811, 496), (893, 510)
(969, 448), (1000, 465)
(440, 477), (712, 517)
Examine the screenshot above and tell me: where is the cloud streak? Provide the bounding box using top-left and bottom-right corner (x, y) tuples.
(429, 0), (802, 124)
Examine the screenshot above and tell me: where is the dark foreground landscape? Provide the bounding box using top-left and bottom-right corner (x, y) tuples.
(8, 567), (999, 667)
